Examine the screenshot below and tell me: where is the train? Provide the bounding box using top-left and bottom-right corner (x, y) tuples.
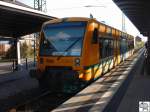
(30, 17), (134, 93)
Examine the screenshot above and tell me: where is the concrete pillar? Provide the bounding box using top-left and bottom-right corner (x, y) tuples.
(17, 38), (21, 64)
(14, 38), (21, 71)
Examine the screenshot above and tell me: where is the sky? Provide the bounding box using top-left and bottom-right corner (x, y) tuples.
(18, 0), (147, 41)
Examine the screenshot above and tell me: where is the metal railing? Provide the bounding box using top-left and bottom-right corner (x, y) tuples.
(12, 58), (37, 71)
(0, 58), (37, 72)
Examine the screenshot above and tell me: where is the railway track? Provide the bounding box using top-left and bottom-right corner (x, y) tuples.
(8, 89), (75, 112)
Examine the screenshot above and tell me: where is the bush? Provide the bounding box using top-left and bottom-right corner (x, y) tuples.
(21, 42), (34, 58)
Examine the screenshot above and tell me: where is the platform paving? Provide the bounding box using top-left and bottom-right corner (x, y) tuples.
(117, 52), (150, 112)
(52, 49), (144, 112)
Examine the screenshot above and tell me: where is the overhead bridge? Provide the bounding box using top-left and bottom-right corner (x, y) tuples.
(0, 1), (56, 38)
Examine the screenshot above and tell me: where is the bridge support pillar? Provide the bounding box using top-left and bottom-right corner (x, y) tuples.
(14, 38), (21, 71)
(17, 38), (21, 65)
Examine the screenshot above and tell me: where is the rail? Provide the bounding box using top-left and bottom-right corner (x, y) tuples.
(8, 90), (74, 112)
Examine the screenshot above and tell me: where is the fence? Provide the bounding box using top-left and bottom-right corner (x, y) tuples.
(0, 58), (36, 72)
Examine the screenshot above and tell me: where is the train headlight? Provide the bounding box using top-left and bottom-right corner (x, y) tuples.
(75, 58), (80, 66)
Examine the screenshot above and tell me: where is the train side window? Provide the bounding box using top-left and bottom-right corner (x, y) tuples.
(92, 28), (98, 44)
(99, 38), (107, 58)
(99, 38), (113, 59)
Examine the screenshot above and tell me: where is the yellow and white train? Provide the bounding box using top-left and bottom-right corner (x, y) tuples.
(30, 17), (134, 92)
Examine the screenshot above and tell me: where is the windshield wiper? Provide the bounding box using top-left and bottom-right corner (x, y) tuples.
(57, 38), (81, 60)
(65, 38), (81, 52)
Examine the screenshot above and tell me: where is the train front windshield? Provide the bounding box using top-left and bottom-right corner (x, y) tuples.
(40, 22), (87, 56)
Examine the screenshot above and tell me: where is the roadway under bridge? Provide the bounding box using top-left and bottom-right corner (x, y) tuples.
(0, 1), (56, 69)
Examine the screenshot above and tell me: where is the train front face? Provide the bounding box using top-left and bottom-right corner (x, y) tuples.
(37, 18), (89, 88)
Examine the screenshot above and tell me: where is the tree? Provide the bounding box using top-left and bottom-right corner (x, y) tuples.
(20, 42), (34, 58)
(4, 45), (16, 59)
(4, 41), (34, 59)
(20, 42), (28, 58)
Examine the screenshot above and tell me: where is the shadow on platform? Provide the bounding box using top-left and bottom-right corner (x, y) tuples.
(116, 53), (150, 112)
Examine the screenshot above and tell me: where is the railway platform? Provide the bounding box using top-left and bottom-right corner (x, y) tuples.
(0, 60), (36, 84)
(117, 53), (150, 112)
(52, 48), (145, 112)
(0, 62), (38, 112)
(0, 69), (38, 99)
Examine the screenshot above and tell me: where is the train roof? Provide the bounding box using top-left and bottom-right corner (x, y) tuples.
(42, 17), (134, 39)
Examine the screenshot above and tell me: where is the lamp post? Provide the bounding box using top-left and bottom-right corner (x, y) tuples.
(122, 13), (126, 32)
(84, 5), (106, 8)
